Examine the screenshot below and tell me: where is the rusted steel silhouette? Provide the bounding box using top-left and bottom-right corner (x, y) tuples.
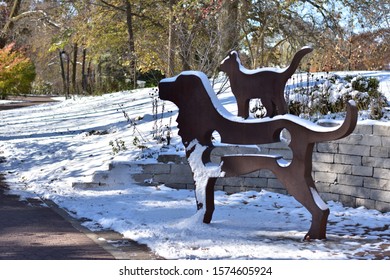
(158, 51), (357, 240)
(219, 47), (312, 118)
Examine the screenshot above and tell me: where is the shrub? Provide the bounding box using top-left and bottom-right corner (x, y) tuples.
(284, 73), (387, 120)
(0, 43), (36, 99)
(31, 78), (54, 95)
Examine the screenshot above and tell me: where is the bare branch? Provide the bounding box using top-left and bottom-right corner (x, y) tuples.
(9, 10), (61, 29)
(97, 0), (125, 11)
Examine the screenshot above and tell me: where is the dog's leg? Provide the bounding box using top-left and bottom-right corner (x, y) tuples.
(282, 175), (329, 240)
(202, 177), (217, 223)
(304, 186), (329, 240)
(187, 142), (220, 224)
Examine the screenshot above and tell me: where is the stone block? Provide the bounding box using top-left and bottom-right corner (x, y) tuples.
(335, 134), (362, 144)
(337, 174), (363, 186)
(313, 152), (334, 163)
(132, 173), (154, 184)
(363, 135), (382, 146)
(373, 125), (390, 136)
(314, 171), (338, 184)
(157, 154), (187, 164)
(312, 162), (332, 172)
(243, 177), (267, 188)
(336, 134), (379, 146)
(338, 134), (381, 146)
(217, 177), (245, 187)
(370, 189), (390, 203)
(338, 144), (370, 156)
(364, 177), (390, 190)
(142, 163), (171, 174)
(375, 201), (390, 212)
(373, 168), (390, 180)
(333, 163), (352, 174)
(355, 198), (376, 209)
(338, 194), (356, 207)
(166, 183), (191, 190)
(153, 173), (194, 184)
(352, 165), (373, 177)
(370, 146), (389, 158)
(316, 142), (338, 153)
(170, 164), (192, 175)
(362, 157), (390, 169)
(267, 178), (284, 189)
(315, 182), (331, 193)
(319, 192), (340, 202)
(313, 162), (351, 174)
(354, 124), (373, 135)
(330, 184), (370, 198)
(334, 154), (361, 165)
(382, 136), (390, 148)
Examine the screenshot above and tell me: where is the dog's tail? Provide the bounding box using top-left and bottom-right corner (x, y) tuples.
(283, 47), (313, 79)
(309, 100), (358, 143)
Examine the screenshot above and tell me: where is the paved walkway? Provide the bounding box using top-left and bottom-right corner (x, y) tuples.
(0, 175), (160, 260)
(1, 99), (161, 260)
(0, 96), (58, 111)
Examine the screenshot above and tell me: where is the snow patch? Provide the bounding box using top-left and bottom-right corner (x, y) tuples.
(310, 187), (329, 211)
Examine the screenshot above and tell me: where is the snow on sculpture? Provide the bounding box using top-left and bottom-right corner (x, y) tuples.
(186, 139), (224, 222)
(158, 48), (358, 240)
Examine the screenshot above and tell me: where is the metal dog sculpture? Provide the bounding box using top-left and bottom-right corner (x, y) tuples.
(159, 71), (357, 240)
(219, 47), (313, 118)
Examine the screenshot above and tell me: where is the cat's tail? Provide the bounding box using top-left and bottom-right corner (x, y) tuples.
(283, 47), (313, 79)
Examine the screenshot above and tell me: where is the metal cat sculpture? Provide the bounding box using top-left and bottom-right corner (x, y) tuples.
(219, 47), (312, 118)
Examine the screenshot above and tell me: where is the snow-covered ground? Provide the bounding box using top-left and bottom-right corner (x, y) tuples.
(0, 71), (389, 260)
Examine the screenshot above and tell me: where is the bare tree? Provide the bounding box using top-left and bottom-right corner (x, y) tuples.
(1, 0), (60, 48)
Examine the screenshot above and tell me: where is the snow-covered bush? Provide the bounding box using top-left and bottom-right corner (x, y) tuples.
(285, 73), (387, 120)
(31, 78), (54, 95)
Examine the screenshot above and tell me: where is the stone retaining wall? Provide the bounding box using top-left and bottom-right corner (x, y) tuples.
(131, 123), (390, 212)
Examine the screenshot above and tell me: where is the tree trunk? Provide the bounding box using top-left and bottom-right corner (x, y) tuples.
(88, 60), (94, 94)
(0, 0), (22, 48)
(82, 48), (87, 93)
(219, 0), (239, 55)
(60, 51), (69, 99)
(123, 0), (136, 88)
(72, 43), (78, 94)
(167, 0), (176, 77)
